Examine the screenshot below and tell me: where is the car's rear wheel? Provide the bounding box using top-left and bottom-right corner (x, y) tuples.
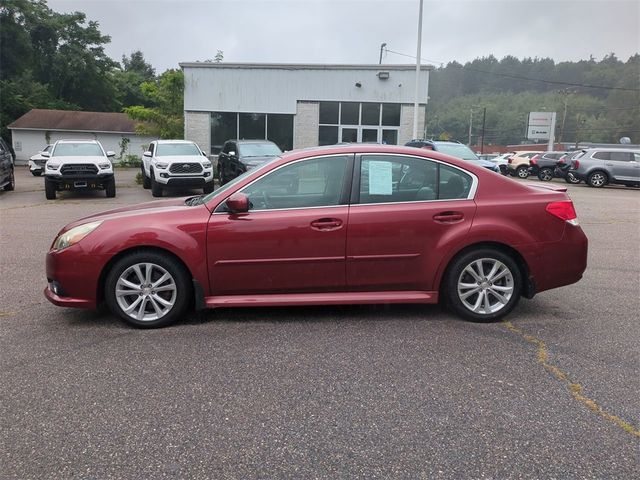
(538, 167), (554, 181)
(588, 171), (607, 188)
(217, 167), (225, 186)
(516, 165), (529, 179)
(150, 168), (163, 197)
(105, 178), (116, 198)
(142, 165), (151, 189)
(44, 177), (56, 199)
(444, 248), (522, 322)
(105, 251), (191, 328)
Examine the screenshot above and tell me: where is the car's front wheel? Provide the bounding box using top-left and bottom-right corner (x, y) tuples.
(444, 248), (522, 322)
(4, 166), (15, 191)
(105, 178), (116, 198)
(142, 165), (151, 189)
(31, 170), (42, 177)
(565, 172), (581, 184)
(44, 177), (56, 199)
(105, 251), (191, 328)
(150, 168), (163, 197)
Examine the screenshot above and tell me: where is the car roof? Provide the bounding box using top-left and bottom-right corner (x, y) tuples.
(55, 139), (99, 144)
(582, 147), (640, 153)
(155, 140), (197, 144)
(235, 139), (277, 144)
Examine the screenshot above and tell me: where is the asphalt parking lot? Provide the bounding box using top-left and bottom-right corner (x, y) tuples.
(1, 166), (638, 479)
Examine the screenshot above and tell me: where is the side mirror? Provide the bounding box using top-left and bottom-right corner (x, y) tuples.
(226, 193), (249, 214)
(228, 151), (237, 157)
(42, 151), (51, 158)
(106, 151), (116, 158)
(143, 151), (152, 157)
(202, 151), (207, 157)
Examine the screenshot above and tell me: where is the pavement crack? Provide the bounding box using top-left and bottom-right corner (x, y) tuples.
(503, 320), (640, 439)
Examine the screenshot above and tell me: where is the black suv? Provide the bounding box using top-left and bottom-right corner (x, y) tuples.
(217, 140), (282, 184)
(528, 151), (566, 181)
(405, 139), (500, 173)
(0, 137), (15, 192)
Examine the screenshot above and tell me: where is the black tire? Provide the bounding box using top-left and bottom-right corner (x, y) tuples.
(104, 250), (191, 328)
(443, 248), (522, 323)
(31, 170), (42, 177)
(44, 177), (56, 199)
(565, 172), (581, 184)
(217, 167), (225, 186)
(4, 167), (15, 191)
(150, 169), (163, 197)
(537, 167), (554, 182)
(516, 165), (529, 179)
(105, 178), (116, 198)
(587, 171), (608, 188)
(203, 181), (215, 194)
(142, 165), (151, 189)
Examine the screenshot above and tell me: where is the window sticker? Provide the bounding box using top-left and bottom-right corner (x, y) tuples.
(368, 160), (393, 195)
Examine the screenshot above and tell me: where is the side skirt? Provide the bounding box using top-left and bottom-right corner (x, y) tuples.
(204, 291), (439, 309)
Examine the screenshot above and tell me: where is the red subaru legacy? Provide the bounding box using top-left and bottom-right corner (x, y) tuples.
(45, 145), (588, 328)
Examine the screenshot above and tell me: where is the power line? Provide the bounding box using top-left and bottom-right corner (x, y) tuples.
(384, 49), (640, 92)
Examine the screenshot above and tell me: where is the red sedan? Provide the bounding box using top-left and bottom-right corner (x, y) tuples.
(45, 145), (588, 328)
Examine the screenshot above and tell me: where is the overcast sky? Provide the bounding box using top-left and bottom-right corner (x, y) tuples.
(47, 0), (639, 72)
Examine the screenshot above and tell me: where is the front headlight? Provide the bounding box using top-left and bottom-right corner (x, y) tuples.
(156, 162), (169, 169)
(98, 162), (111, 170)
(46, 162), (60, 170)
(53, 221), (102, 251)
(202, 161), (212, 168)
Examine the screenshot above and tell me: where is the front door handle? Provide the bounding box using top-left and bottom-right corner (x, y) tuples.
(433, 211), (464, 224)
(310, 218), (343, 231)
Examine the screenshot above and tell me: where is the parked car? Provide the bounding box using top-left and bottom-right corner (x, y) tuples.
(44, 144), (588, 328)
(42, 140), (115, 200)
(217, 139), (282, 184)
(28, 144), (53, 176)
(405, 139), (500, 173)
(141, 140), (215, 197)
(0, 137), (15, 192)
(528, 151), (567, 181)
(555, 151), (583, 184)
(569, 148), (640, 188)
(490, 152), (515, 176)
(507, 151), (543, 178)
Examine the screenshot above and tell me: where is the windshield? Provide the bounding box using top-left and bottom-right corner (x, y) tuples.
(435, 143), (479, 161)
(53, 143), (104, 157)
(239, 143), (282, 158)
(156, 143), (201, 156)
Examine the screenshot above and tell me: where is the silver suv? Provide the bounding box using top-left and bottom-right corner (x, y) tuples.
(570, 148), (640, 188)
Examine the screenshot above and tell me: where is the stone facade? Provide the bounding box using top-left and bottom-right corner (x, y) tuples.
(399, 105), (426, 144)
(293, 102), (319, 150)
(185, 111), (211, 155)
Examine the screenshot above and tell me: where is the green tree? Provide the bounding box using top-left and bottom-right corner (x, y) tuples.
(124, 69), (184, 139)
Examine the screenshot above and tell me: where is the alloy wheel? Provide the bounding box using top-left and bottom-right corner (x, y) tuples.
(589, 172), (606, 187)
(115, 262), (177, 322)
(457, 258), (514, 315)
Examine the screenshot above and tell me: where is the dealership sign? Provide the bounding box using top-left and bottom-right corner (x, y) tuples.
(527, 112), (556, 140)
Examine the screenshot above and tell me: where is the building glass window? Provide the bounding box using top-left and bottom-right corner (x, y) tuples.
(319, 102), (339, 124)
(267, 114), (294, 151)
(211, 112), (293, 154)
(211, 112), (237, 154)
(318, 102), (401, 145)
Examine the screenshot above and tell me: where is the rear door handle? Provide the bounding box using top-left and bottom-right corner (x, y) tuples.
(310, 218), (343, 231)
(433, 211), (464, 224)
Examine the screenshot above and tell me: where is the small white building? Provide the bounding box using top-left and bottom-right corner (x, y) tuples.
(8, 109), (156, 164)
(180, 63), (433, 155)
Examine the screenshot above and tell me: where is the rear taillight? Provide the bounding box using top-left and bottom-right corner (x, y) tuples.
(558, 157), (566, 165)
(531, 155), (539, 165)
(508, 157), (514, 164)
(546, 201), (579, 225)
(573, 159), (580, 169)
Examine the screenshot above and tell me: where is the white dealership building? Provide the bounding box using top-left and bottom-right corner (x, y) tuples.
(180, 63), (433, 155)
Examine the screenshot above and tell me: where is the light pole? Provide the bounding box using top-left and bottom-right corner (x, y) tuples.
(412, 0), (424, 140)
(379, 43), (387, 64)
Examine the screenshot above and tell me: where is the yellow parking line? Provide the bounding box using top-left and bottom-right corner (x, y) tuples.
(503, 321), (640, 438)
(0, 311), (15, 317)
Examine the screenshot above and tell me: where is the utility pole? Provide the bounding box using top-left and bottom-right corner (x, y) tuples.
(412, 0), (424, 140)
(379, 43), (387, 64)
(468, 109), (474, 146)
(480, 107), (486, 154)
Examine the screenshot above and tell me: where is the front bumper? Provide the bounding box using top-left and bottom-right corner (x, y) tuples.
(29, 160), (45, 171)
(156, 173), (214, 187)
(45, 173), (114, 190)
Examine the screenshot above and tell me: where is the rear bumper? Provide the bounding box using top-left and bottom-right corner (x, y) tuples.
(519, 224), (588, 295)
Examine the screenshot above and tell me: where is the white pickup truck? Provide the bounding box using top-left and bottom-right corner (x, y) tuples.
(141, 140), (215, 197)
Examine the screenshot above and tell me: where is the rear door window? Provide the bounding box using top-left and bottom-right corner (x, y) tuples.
(609, 151), (632, 162)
